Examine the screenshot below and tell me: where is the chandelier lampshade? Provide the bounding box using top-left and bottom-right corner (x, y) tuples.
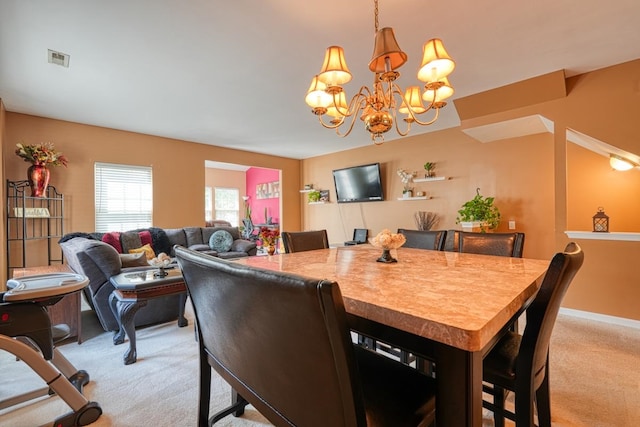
(305, 0), (455, 143)
(305, 76), (333, 114)
(417, 38), (455, 83)
(399, 86), (426, 115)
(318, 46), (352, 89)
(369, 27), (408, 73)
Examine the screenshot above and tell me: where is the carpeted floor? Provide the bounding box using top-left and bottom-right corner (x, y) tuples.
(1, 304), (639, 427)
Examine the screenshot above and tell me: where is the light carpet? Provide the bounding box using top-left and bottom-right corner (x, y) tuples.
(1, 305), (639, 426)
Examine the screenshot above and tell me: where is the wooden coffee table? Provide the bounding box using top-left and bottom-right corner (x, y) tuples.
(109, 267), (188, 365)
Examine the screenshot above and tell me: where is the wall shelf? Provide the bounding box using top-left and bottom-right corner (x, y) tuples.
(308, 201), (326, 205)
(299, 189), (314, 193)
(397, 196), (431, 201)
(564, 231), (640, 242)
(413, 176), (446, 183)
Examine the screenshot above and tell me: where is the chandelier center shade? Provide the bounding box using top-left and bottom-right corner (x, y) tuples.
(305, 0), (456, 144)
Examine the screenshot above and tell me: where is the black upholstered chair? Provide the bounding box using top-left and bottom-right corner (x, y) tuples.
(457, 231), (525, 257)
(281, 229), (329, 253)
(175, 246), (437, 427)
(397, 229), (447, 251)
(482, 242), (584, 427)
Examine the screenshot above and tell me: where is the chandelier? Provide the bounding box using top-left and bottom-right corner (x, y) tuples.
(305, 0), (455, 144)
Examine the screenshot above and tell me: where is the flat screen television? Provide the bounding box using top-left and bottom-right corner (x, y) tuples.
(332, 163), (384, 203)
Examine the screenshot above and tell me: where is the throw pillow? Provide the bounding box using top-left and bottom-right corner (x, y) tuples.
(102, 231), (123, 253)
(119, 252), (148, 268)
(120, 231), (143, 253)
(129, 243), (155, 261)
(209, 230), (233, 252)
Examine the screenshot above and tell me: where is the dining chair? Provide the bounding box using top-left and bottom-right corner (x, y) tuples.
(281, 229), (329, 253)
(457, 231), (525, 257)
(397, 229), (447, 250)
(482, 242), (584, 427)
(175, 246), (437, 427)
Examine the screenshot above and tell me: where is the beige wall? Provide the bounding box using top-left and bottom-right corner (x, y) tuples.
(301, 59), (640, 321)
(2, 114), (301, 283)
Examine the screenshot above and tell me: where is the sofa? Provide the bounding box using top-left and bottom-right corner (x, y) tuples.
(59, 226), (257, 332)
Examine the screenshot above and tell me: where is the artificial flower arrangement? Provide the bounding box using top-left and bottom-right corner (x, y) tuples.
(396, 168), (416, 193)
(259, 227), (280, 247)
(15, 142), (69, 167)
(370, 228), (406, 250)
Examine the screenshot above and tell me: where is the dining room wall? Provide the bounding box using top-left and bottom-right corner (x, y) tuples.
(301, 58), (640, 322)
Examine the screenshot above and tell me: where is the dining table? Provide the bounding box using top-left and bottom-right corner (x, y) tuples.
(234, 244), (550, 426)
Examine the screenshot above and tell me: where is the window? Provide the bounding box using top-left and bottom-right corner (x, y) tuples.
(95, 162), (153, 232)
(214, 187), (239, 226)
(205, 187), (213, 221)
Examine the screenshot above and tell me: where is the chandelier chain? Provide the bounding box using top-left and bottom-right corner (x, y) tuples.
(374, 0), (379, 33)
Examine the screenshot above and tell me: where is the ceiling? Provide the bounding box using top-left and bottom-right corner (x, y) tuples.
(1, 1), (639, 160)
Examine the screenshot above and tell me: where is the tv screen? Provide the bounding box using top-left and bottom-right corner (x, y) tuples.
(332, 163), (384, 203)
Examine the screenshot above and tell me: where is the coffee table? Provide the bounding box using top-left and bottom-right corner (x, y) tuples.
(109, 267), (188, 365)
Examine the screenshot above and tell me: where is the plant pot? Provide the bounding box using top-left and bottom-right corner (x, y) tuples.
(402, 190), (412, 199)
(460, 221), (492, 233)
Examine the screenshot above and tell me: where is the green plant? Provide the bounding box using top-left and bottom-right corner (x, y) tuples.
(308, 190), (321, 203)
(456, 188), (501, 232)
(423, 162), (436, 175)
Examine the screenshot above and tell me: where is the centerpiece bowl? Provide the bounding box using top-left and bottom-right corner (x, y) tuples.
(369, 229), (406, 263)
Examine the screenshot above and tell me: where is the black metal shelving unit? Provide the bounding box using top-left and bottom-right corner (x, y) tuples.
(6, 180), (65, 277)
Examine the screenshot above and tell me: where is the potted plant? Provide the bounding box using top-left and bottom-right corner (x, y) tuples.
(308, 190), (321, 203)
(397, 168), (416, 198)
(423, 162), (436, 178)
(456, 188), (501, 232)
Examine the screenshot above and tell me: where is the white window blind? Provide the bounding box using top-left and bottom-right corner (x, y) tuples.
(214, 187), (239, 226)
(95, 162), (153, 232)
(205, 186), (213, 221)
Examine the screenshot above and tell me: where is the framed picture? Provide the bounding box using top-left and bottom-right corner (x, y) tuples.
(319, 190), (329, 202)
(256, 181), (280, 199)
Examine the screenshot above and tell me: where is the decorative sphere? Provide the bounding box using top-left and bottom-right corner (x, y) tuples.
(364, 111), (393, 134)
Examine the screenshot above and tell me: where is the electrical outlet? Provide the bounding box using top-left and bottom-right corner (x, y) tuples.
(508, 220), (516, 230)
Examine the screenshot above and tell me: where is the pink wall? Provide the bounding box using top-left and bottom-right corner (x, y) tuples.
(246, 167), (280, 225)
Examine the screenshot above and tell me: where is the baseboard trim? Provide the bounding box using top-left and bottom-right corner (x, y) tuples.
(560, 307), (640, 330)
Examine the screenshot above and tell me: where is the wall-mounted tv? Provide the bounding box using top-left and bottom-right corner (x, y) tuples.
(332, 163), (384, 203)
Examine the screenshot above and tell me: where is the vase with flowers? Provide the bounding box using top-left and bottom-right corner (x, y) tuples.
(397, 168), (416, 198)
(259, 226), (280, 255)
(15, 142), (68, 197)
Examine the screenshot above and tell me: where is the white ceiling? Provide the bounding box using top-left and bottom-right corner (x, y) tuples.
(1, 0), (639, 160)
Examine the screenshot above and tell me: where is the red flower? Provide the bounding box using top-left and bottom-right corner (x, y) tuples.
(259, 227), (280, 246)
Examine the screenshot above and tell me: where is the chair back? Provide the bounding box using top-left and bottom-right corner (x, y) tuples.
(520, 242), (584, 389)
(458, 231), (525, 257)
(281, 230), (329, 253)
(175, 246), (366, 426)
(397, 229), (447, 251)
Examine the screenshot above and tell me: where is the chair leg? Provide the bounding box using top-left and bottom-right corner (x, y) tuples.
(198, 353), (212, 427)
(493, 385), (506, 427)
(535, 366), (552, 427)
(514, 386), (535, 427)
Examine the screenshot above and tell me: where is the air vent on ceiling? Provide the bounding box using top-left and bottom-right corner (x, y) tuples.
(48, 49), (70, 68)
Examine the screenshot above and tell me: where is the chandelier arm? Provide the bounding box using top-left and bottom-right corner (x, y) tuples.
(408, 107), (441, 126)
(335, 95), (369, 137)
(318, 114), (344, 130)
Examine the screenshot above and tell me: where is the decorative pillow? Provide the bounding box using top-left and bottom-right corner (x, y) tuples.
(119, 252), (148, 268)
(120, 231), (143, 253)
(129, 243), (155, 261)
(209, 230), (233, 252)
(102, 232), (123, 253)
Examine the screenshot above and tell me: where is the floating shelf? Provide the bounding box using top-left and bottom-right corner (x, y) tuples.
(299, 189), (314, 193)
(564, 231), (640, 242)
(397, 196), (431, 201)
(308, 201), (326, 205)
(413, 176), (446, 182)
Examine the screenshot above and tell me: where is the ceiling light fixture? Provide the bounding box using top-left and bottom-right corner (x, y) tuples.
(305, 0), (455, 144)
(609, 154), (638, 171)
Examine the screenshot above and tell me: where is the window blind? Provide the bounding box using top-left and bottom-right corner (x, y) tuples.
(95, 162), (153, 232)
